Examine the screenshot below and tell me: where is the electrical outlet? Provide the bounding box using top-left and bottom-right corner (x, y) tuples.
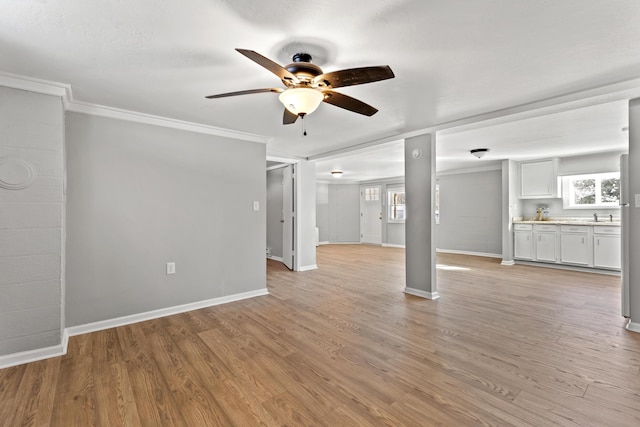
(166, 262), (175, 275)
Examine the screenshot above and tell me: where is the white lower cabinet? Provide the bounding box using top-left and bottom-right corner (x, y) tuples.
(514, 231), (533, 259)
(514, 222), (621, 270)
(560, 225), (590, 265)
(514, 224), (533, 260)
(593, 226), (621, 269)
(535, 232), (557, 262)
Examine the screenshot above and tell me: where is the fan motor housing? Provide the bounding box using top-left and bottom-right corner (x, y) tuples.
(284, 53), (322, 83)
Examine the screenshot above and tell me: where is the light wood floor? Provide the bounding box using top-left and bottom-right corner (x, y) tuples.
(2, 245), (640, 426)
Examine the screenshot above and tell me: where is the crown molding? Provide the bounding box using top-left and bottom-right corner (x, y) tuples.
(0, 71), (268, 144)
(67, 101), (268, 144)
(0, 71), (71, 108)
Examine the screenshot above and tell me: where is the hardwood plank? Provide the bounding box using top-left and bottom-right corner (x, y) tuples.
(2, 358), (60, 427)
(2, 245), (640, 426)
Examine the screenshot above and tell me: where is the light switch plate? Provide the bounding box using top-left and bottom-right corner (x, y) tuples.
(253, 201), (260, 211)
(636, 194), (640, 208)
(166, 262), (175, 275)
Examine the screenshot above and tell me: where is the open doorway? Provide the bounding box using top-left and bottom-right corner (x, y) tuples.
(266, 163), (294, 270)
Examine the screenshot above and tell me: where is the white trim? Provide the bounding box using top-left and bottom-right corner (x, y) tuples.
(0, 71), (72, 108)
(68, 101), (268, 143)
(501, 259), (516, 266)
(325, 241), (362, 245)
(266, 155), (301, 164)
(625, 320), (640, 334)
(436, 248), (502, 259)
(0, 288), (268, 369)
(66, 288), (269, 337)
(0, 72), (269, 144)
(318, 241), (331, 245)
(0, 342), (66, 370)
(383, 243), (406, 249)
(404, 287), (440, 300)
(266, 255), (284, 262)
(436, 165), (502, 177)
(514, 260), (621, 276)
(297, 264), (318, 272)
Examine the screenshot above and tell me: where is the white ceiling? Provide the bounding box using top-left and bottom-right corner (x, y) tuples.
(315, 100), (629, 181)
(1, 1), (639, 172)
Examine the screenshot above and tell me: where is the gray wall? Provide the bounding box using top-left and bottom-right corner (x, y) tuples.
(316, 182), (329, 243)
(266, 167), (284, 258)
(65, 112), (266, 326)
(437, 169), (502, 255)
(0, 86), (64, 355)
(387, 223), (405, 246)
(328, 184), (360, 243)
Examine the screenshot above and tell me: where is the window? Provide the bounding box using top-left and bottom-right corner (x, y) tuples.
(562, 172), (620, 208)
(388, 189), (406, 222)
(364, 186), (379, 201)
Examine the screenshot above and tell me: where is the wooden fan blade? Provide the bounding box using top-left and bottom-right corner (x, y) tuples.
(205, 88), (283, 99)
(322, 90), (378, 116)
(283, 108), (299, 125)
(313, 66), (394, 88)
(236, 49), (300, 85)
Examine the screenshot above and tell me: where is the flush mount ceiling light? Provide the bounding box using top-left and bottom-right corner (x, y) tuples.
(278, 88), (324, 116)
(470, 148), (490, 159)
(331, 170), (343, 178)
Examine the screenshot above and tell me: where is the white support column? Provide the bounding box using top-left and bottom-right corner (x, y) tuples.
(295, 160), (317, 272)
(626, 99), (640, 332)
(404, 134), (438, 299)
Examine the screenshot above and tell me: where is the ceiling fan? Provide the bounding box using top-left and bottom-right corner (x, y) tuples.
(206, 49), (395, 125)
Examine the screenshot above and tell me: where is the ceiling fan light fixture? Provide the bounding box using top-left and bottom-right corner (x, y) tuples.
(278, 87), (324, 116)
(470, 148), (490, 159)
(331, 170), (343, 178)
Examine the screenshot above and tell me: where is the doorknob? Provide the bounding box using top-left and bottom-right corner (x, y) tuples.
(280, 220), (284, 223)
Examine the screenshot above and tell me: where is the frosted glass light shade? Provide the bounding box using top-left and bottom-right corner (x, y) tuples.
(279, 88), (324, 115)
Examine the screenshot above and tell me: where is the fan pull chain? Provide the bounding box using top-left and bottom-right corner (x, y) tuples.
(301, 114), (307, 137)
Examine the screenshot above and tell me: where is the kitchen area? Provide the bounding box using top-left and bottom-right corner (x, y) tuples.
(508, 151), (630, 317)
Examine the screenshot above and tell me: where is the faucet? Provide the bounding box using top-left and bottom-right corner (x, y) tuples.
(610, 214), (614, 222)
(593, 212), (598, 222)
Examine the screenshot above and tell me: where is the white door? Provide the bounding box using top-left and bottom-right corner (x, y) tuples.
(360, 185), (382, 244)
(282, 165), (294, 270)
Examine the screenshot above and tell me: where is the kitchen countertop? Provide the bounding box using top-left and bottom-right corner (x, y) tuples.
(513, 217), (621, 226)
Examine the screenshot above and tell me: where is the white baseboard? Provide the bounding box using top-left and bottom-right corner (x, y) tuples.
(626, 320), (640, 333)
(324, 242), (361, 245)
(0, 288), (269, 369)
(382, 243), (406, 249)
(514, 260), (621, 276)
(0, 342), (66, 370)
(404, 287), (440, 300)
(436, 248), (502, 259)
(266, 255), (283, 262)
(501, 260), (516, 265)
(318, 241), (330, 245)
(297, 264), (318, 272)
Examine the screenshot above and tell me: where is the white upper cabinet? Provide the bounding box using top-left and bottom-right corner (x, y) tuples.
(519, 159), (559, 199)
